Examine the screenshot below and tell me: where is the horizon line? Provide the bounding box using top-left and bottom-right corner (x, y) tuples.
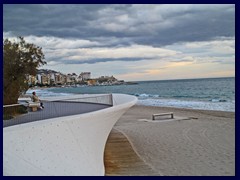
(130, 76), (235, 82)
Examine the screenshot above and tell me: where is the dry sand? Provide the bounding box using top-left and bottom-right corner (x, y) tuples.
(112, 105), (235, 176)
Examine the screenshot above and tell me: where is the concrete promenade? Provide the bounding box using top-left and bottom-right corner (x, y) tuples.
(4, 101), (111, 127)
(3, 94), (137, 176)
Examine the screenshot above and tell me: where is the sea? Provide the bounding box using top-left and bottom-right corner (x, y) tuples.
(26, 77), (235, 112)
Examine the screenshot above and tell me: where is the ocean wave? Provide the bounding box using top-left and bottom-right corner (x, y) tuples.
(26, 88), (73, 97)
(210, 99), (227, 102)
(134, 93), (160, 98)
(137, 98), (235, 112)
(25, 88), (235, 112)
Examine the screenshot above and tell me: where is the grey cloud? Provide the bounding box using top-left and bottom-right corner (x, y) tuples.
(60, 57), (154, 65)
(3, 4), (108, 37)
(3, 4), (235, 47)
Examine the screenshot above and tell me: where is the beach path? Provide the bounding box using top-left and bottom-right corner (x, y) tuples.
(104, 128), (160, 176)
(109, 105), (235, 176)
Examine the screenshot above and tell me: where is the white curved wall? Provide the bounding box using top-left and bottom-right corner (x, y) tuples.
(3, 94), (137, 176)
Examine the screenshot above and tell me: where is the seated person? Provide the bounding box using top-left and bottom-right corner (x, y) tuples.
(31, 91), (44, 109)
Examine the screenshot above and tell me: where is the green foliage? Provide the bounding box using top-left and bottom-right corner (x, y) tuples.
(3, 37), (46, 105)
(3, 105), (28, 120)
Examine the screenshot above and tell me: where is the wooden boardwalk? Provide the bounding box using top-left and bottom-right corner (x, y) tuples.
(104, 128), (160, 176)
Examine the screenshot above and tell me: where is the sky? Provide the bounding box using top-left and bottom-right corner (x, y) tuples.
(3, 4), (235, 81)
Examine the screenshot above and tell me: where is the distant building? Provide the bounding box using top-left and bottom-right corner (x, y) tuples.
(50, 73), (55, 81)
(37, 74), (42, 84)
(55, 73), (64, 84)
(79, 72), (91, 81)
(28, 69), (124, 87)
(27, 75), (37, 86)
(41, 73), (50, 85)
(71, 73), (79, 82)
(66, 74), (77, 84)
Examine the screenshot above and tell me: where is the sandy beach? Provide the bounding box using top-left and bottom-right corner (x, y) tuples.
(106, 105), (235, 176)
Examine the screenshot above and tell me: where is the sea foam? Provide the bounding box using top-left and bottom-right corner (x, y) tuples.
(137, 98), (235, 112)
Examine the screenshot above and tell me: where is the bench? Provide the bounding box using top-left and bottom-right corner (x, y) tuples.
(152, 112), (174, 120)
(28, 102), (41, 112)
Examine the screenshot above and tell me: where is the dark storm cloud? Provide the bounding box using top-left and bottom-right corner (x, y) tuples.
(3, 4), (235, 47)
(3, 4), (107, 37)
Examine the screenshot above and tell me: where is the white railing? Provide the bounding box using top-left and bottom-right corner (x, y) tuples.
(48, 94), (113, 106)
(3, 94), (113, 126)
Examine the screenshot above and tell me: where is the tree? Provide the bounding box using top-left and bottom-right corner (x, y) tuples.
(3, 37), (46, 105)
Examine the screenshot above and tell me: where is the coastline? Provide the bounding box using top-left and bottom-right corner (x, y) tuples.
(24, 77), (235, 113)
(107, 105), (235, 176)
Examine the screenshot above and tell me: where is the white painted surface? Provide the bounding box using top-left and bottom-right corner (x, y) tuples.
(3, 94), (137, 176)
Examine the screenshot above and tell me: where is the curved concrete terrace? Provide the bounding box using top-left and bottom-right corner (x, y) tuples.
(3, 94), (137, 176)
(4, 101), (111, 127)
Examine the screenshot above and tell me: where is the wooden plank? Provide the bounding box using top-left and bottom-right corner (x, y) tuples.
(104, 129), (160, 176)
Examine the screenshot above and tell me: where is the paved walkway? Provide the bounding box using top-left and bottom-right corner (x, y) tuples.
(104, 128), (160, 176)
(3, 101), (111, 127)
(4, 101), (158, 176)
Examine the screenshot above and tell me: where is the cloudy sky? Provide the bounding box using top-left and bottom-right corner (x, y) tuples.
(3, 4), (235, 81)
